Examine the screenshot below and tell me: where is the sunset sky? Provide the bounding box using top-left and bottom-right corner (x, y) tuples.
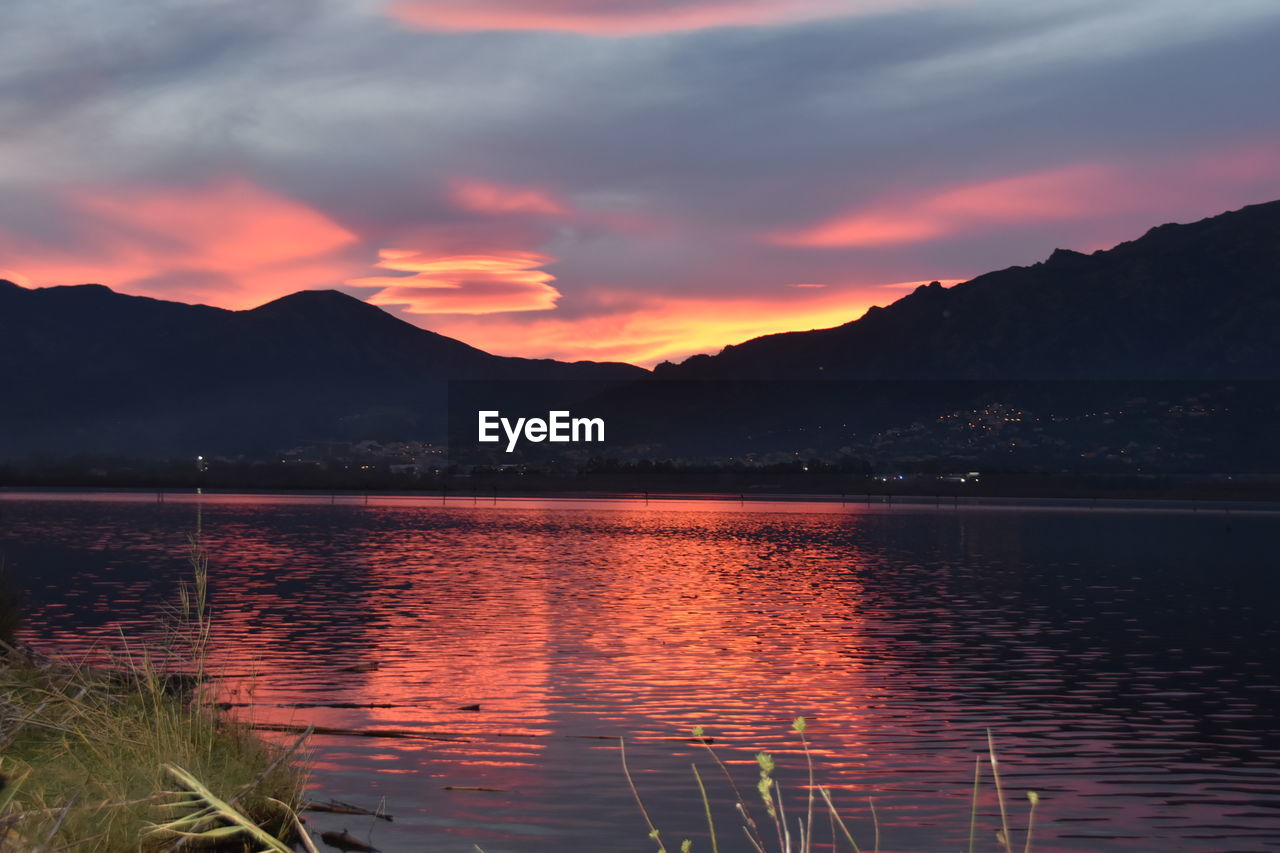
(2, 0), (1279, 366)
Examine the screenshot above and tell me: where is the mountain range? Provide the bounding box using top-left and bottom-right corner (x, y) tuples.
(0, 283), (643, 457)
(657, 198), (1280, 380)
(2, 198), (1278, 460)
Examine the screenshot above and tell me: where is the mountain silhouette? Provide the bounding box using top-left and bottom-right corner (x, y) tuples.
(5, 198), (1279, 464)
(655, 199), (1280, 380)
(0, 283), (643, 457)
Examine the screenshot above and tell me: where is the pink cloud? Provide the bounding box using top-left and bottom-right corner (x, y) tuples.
(450, 179), (569, 216)
(347, 248), (562, 314)
(1183, 140), (1280, 185)
(772, 143), (1280, 250)
(0, 177), (359, 308)
(384, 0), (873, 36)
(772, 164), (1115, 248)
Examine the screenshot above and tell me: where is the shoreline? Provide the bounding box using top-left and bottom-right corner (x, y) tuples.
(0, 644), (308, 850)
(2, 484), (1278, 514)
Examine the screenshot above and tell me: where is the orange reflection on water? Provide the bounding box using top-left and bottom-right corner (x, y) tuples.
(192, 500), (892, 795)
(13, 493), (1277, 852)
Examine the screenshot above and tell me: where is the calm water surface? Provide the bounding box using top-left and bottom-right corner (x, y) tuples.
(2, 492), (1278, 853)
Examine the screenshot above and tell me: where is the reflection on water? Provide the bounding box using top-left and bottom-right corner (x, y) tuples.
(2, 492), (1278, 852)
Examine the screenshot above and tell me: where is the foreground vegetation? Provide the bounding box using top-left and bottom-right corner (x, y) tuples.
(0, 539), (312, 852)
(623, 720), (1040, 853)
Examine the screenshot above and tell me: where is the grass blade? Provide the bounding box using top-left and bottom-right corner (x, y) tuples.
(692, 763), (719, 853)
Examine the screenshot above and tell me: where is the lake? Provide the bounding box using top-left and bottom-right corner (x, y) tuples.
(2, 491), (1278, 852)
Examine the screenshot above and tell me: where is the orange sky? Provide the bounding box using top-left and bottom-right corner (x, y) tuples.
(418, 280), (961, 366)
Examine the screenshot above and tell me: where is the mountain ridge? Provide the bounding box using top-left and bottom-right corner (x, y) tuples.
(657, 198), (1280, 380)
(0, 280), (644, 457)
